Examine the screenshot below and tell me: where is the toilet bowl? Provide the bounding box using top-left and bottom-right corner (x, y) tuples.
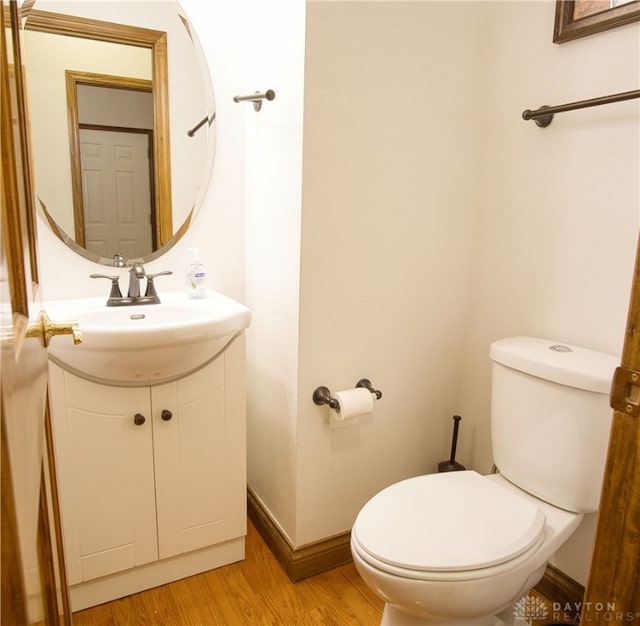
(351, 471), (581, 625)
(351, 337), (618, 625)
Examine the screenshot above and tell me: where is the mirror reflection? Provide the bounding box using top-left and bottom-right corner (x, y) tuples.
(23, 0), (215, 265)
(573, 0), (637, 20)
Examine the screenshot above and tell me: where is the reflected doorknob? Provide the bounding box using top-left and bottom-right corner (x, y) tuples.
(26, 310), (82, 347)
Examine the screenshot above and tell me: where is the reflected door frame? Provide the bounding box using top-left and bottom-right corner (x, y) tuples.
(66, 71), (158, 255)
(25, 9), (173, 249)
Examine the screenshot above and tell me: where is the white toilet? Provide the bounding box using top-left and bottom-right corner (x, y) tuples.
(351, 336), (619, 626)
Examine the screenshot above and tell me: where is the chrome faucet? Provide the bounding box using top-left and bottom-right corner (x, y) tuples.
(91, 263), (172, 306)
(127, 263), (146, 298)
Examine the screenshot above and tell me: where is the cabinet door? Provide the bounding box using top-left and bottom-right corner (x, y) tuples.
(48, 365), (158, 584)
(153, 336), (247, 559)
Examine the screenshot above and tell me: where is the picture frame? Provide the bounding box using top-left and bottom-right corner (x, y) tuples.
(553, 0), (640, 43)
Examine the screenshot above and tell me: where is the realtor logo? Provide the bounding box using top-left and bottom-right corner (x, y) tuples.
(513, 595), (549, 621)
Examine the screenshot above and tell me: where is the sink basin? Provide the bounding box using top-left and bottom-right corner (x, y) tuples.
(40, 291), (251, 384)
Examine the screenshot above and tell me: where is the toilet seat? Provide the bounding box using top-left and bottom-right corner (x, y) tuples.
(352, 470), (546, 577)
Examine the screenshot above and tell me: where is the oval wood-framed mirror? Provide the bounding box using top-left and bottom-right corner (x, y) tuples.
(22, 1), (215, 266)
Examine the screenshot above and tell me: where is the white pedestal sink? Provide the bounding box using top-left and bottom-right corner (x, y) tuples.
(39, 291), (251, 385)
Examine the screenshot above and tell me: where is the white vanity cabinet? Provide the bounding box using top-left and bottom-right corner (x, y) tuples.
(48, 335), (246, 610)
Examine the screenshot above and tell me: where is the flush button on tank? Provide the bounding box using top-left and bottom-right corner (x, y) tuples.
(549, 344), (573, 353)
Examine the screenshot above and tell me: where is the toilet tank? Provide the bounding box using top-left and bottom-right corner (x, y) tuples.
(489, 337), (619, 513)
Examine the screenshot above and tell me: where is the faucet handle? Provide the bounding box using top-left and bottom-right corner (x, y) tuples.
(90, 274), (123, 299)
(145, 270), (173, 281)
(144, 270), (173, 299)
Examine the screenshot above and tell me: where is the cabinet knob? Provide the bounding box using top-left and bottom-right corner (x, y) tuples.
(161, 409), (173, 421)
(133, 413), (146, 426)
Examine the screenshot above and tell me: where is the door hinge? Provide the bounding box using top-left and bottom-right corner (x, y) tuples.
(610, 366), (640, 418)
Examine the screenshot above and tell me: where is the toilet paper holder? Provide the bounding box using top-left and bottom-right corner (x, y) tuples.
(313, 379), (382, 411)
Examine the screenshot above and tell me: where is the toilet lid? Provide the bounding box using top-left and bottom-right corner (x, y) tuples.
(353, 470), (545, 572)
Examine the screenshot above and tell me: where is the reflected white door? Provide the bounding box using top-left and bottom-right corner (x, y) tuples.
(80, 128), (153, 259)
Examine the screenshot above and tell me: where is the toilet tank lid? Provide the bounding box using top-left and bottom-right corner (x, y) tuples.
(489, 337), (619, 394)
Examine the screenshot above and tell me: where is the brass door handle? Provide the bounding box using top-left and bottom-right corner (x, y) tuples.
(26, 310), (82, 347)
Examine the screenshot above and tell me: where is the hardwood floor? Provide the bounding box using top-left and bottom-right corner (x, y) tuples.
(72, 520), (577, 626)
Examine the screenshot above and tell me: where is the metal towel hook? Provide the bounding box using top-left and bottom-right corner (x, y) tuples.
(187, 112), (216, 137)
(233, 89), (276, 111)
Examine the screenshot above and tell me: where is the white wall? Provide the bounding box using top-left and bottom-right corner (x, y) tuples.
(459, 0), (639, 473)
(296, 0), (486, 544)
(243, 0), (307, 542)
(457, 1), (639, 584)
(244, 0), (486, 548)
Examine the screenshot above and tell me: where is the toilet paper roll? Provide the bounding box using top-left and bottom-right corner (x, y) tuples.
(332, 388), (374, 421)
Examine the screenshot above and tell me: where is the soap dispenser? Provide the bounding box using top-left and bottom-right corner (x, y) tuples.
(185, 248), (206, 299)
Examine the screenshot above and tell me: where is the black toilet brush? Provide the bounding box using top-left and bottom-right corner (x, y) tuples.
(438, 415), (466, 472)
